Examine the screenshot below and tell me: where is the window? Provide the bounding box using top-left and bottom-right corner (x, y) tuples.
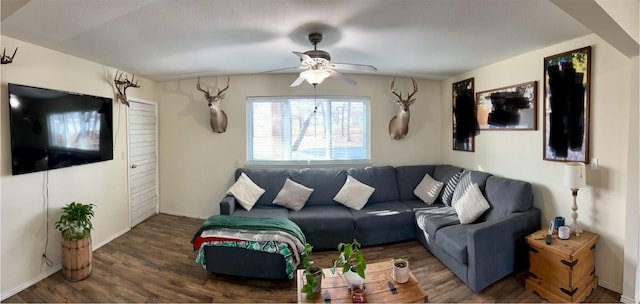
(248, 96), (370, 164)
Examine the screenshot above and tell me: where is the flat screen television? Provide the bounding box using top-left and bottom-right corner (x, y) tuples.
(8, 83), (114, 175)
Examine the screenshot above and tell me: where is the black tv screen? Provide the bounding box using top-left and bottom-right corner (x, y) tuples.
(8, 83), (114, 175)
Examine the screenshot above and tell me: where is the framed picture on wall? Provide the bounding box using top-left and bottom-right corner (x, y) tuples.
(476, 81), (537, 130)
(543, 46), (591, 163)
(452, 78), (477, 152)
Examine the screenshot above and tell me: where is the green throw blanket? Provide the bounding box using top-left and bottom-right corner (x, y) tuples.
(191, 215), (306, 245)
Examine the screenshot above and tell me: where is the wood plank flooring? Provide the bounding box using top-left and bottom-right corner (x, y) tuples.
(4, 214), (620, 303)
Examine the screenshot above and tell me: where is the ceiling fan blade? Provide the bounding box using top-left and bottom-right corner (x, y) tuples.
(290, 76), (306, 87)
(254, 66), (304, 74)
(329, 62), (378, 72)
(293, 51), (315, 65)
(328, 69), (357, 86)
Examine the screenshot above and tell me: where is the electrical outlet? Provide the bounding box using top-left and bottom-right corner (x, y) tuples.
(591, 158), (598, 170)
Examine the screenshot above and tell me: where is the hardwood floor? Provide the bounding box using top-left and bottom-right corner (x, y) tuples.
(4, 214), (620, 303)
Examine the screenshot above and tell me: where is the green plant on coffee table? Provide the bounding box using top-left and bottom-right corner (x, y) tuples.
(301, 243), (325, 299)
(54, 202), (95, 241)
(331, 239), (366, 279)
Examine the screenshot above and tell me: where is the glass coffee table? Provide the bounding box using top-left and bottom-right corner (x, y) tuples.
(296, 261), (428, 303)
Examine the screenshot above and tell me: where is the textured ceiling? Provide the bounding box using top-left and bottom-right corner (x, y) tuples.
(1, 0), (591, 82)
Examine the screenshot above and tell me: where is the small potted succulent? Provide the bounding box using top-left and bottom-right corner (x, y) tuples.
(301, 243), (324, 299)
(391, 257), (410, 283)
(331, 239), (367, 288)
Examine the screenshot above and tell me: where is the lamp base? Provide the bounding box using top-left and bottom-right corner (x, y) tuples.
(570, 188), (581, 236)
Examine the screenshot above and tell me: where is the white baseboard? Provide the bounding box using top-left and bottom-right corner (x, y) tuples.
(619, 294), (635, 303)
(0, 227), (130, 301)
(159, 210), (208, 220)
(1, 265), (62, 301)
(599, 278), (623, 295)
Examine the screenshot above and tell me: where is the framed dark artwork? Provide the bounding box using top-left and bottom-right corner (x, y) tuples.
(452, 78), (477, 152)
(476, 81), (537, 130)
(543, 46), (591, 163)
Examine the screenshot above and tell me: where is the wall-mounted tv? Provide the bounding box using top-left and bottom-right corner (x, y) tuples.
(8, 83), (114, 175)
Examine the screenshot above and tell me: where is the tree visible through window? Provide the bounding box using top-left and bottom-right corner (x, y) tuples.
(248, 96), (370, 164)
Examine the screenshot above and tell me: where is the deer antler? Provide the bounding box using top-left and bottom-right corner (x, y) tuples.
(391, 78), (418, 102)
(114, 71), (140, 107)
(1, 47), (18, 64)
(197, 76), (229, 105)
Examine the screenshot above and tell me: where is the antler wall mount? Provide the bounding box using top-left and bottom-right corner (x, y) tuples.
(389, 78), (418, 140)
(113, 71), (140, 107)
(196, 76), (230, 133)
(1, 47), (18, 64)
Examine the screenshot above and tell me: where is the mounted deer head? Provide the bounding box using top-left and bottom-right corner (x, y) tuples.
(389, 78), (418, 140)
(1, 47), (18, 64)
(113, 71), (140, 107)
(196, 76), (230, 133)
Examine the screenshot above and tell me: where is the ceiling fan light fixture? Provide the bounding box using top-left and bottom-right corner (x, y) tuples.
(300, 69), (330, 85)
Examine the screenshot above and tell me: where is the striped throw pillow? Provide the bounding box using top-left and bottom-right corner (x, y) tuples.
(451, 170), (473, 208)
(441, 170), (463, 206)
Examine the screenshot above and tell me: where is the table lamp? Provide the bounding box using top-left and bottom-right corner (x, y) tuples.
(564, 162), (586, 236)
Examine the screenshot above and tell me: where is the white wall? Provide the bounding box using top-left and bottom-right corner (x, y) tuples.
(440, 34), (632, 293)
(157, 74), (441, 218)
(0, 36), (159, 298)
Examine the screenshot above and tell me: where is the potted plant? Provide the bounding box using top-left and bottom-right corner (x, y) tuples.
(54, 202), (95, 281)
(331, 239), (367, 288)
(391, 257), (410, 283)
(301, 243), (324, 299)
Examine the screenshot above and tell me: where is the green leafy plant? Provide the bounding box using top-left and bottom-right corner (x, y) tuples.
(301, 243), (324, 299)
(54, 202), (95, 241)
(331, 239), (366, 279)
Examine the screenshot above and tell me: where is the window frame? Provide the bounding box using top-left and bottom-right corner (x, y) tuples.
(246, 95), (371, 166)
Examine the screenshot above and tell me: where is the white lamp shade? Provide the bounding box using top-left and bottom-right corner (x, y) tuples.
(564, 162), (586, 188)
(300, 69), (330, 85)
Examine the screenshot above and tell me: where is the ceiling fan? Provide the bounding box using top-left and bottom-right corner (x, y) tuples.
(266, 33), (378, 87)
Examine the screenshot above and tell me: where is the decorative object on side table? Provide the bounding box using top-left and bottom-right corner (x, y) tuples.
(301, 244), (325, 300)
(54, 202), (95, 281)
(525, 228), (599, 302)
(391, 258), (410, 283)
(331, 239), (367, 288)
(564, 162), (586, 236)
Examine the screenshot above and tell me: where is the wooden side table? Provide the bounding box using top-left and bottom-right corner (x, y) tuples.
(525, 228), (599, 303)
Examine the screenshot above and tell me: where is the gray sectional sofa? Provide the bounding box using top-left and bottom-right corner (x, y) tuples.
(208, 164), (540, 292)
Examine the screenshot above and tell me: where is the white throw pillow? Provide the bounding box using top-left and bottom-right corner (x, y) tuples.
(454, 183), (490, 224)
(333, 175), (375, 210)
(413, 173), (444, 205)
(227, 172), (265, 211)
(272, 178), (314, 211)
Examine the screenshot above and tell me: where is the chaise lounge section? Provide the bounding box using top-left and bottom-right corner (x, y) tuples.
(203, 164), (540, 292)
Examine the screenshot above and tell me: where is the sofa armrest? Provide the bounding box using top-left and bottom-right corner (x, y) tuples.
(466, 208), (540, 292)
(220, 195), (237, 215)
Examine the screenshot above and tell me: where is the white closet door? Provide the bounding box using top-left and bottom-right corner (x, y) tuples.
(127, 98), (158, 227)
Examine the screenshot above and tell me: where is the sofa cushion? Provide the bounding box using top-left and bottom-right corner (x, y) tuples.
(334, 175), (375, 210)
(272, 178), (314, 211)
(482, 176), (533, 221)
(435, 224), (470, 264)
(230, 205), (290, 219)
(350, 201), (416, 245)
(347, 166), (399, 203)
(227, 172), (266, 211)
(235, 168), (289, 206)
(451, 170), (492, 207)
(395, 165), (436, 201)
(454, 183), (490, 224)
(433, 165), (463, 204)
(414, 173), (444, 205)
(441, 170), (463, 206)
(415, 206), (460, 238)
(290, 168), (347, 206)
(288, 205), (355, 249)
